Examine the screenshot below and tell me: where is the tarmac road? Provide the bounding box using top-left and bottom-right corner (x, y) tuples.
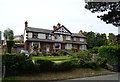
(55, 73), (119, 82)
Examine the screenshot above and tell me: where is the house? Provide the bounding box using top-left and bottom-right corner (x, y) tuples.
(14, 35), (24, 41)
(24, 21), (87, 52)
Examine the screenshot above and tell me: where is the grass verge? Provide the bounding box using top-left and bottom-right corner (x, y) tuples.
(2, 68), (116, 81)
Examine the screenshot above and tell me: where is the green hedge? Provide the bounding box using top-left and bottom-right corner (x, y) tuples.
(2, 53), (35, 76)
(98, 46), (120, 65)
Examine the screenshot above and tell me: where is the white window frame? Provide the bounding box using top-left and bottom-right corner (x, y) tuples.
(79, 45), (87, 50)
(66, 36), (71, 40)
(65, 44), (72, 49)
(54, 34), (60, 39)
(80, 38), (84, 42)
(73, 37), (76, 41)
(54, 43), (61, 49)
(28, 32), (32, 38)
(73, 45), (77, 49)
(32, 42), (40, 49)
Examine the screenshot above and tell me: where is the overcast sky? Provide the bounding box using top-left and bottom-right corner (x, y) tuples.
(0, 0), (118, 37)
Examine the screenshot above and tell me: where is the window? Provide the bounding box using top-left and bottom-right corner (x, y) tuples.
(28, 32), (32, 38)
(80, 38), (84, 42)
(32, 42), (40, 49)
(79, 45), (87, 50)
(33, 33), (38, 38)
(73, 37), (76, 41)
(65, 44), (72, 49)
(54, 34), (60, 39)
(73, 45), (77, 49)
(66, 36), (70, 40)
(54, 43), (61, 49)
(46, 34), (49, 39)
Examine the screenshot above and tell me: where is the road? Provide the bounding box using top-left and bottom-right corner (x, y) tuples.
(55, 73), (119, 82)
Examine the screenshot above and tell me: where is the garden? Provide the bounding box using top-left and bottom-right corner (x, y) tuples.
(2, 45), (119, 81)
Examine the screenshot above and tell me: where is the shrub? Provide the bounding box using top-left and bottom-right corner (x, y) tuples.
(2, 53), (35, 76)
(56, 49), (67, 56)
(35, 59), (54, 72)
(51, 51), (59, 56)
(90, 47), (99, 54)
(53, 60), (74, 71)
(98, 46), (120, 65)
(6, 40), (14, 53)
(70, 47), (76, 53)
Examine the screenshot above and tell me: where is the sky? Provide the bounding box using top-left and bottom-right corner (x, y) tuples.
(0, 0), (118, 38)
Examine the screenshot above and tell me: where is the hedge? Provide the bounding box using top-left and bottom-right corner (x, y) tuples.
(2, 53), (35, 76)
(98, 46), (120, 65)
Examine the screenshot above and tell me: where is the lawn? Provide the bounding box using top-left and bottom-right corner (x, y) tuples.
(2, 68), (116, 81)
(31, 56), (72, 62)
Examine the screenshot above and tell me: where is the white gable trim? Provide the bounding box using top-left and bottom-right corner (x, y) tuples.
(53, 26), (71, 35)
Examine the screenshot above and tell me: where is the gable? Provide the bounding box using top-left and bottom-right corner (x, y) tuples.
(52, 26), (72, 35)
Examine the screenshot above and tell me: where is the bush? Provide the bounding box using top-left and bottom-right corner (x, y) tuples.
(56, 50), (67, 56)
(35, 59), (54, 72)
(51, 51), (59, 56)
(70, 47), (76, 53)
(6, 40), (14, 53)
(90, 47), (99, 54)
(53, 60), (74, 71)
(2, 53), (35, 76)
(98, 46), (120, 65)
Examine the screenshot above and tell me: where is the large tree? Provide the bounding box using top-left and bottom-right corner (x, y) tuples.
(85, 2), (120, 27)
(4, 28), (14, 40)
(83, 31), (108, 49)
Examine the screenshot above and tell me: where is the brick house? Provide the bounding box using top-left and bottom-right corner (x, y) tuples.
(24, 21), (87, 52)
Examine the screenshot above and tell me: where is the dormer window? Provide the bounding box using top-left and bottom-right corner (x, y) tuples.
(66, 36), (70, 40)
(33, 33), (38, 38)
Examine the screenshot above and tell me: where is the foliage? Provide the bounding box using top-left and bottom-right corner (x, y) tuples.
(2, 53), (35, 76)
(35, 59), (54, 72)
(91, 47), (99, 54)
(14, 40), (24, 43)
(85, 2), (120, 27)
(83, 32), (108, 49)
(6, 40), (14, 53)
(108, 33), (118, 46)
(98, 46), (120, 65)
(70, 47), (77, 53)
(4, 28), (14, 40)
(56, 49), (68, 56)
(30, 50), (42, 56)
(51, 51), (59, 56)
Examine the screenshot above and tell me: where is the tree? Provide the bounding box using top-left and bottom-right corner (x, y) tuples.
(4, 28), (14, 53)
(4, 28), (14, 40)
(108, 33), (118, 45)
(83, 31), (96, 49)
(83, 31), (108, 49)
(85, 2), (120, 27)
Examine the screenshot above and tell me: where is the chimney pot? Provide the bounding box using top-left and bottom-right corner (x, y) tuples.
(57, 23), (61, 28)
(25, 21), (28, 28)
(53, 26), (57, 30)
(79, 30), (83, 34)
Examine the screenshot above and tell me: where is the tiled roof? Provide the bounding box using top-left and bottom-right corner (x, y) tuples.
(26, 27), (52, 33)
(72, 33), (86, 38)
(27, 38), (87, 45)
(26, 27), (86, 38)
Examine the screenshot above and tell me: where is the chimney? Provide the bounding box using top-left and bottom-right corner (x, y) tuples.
(53, 26), (57, 30)
(25, 21), (28, 28)
(57, 23), (61, 28)
(79, 30), (83, 34)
